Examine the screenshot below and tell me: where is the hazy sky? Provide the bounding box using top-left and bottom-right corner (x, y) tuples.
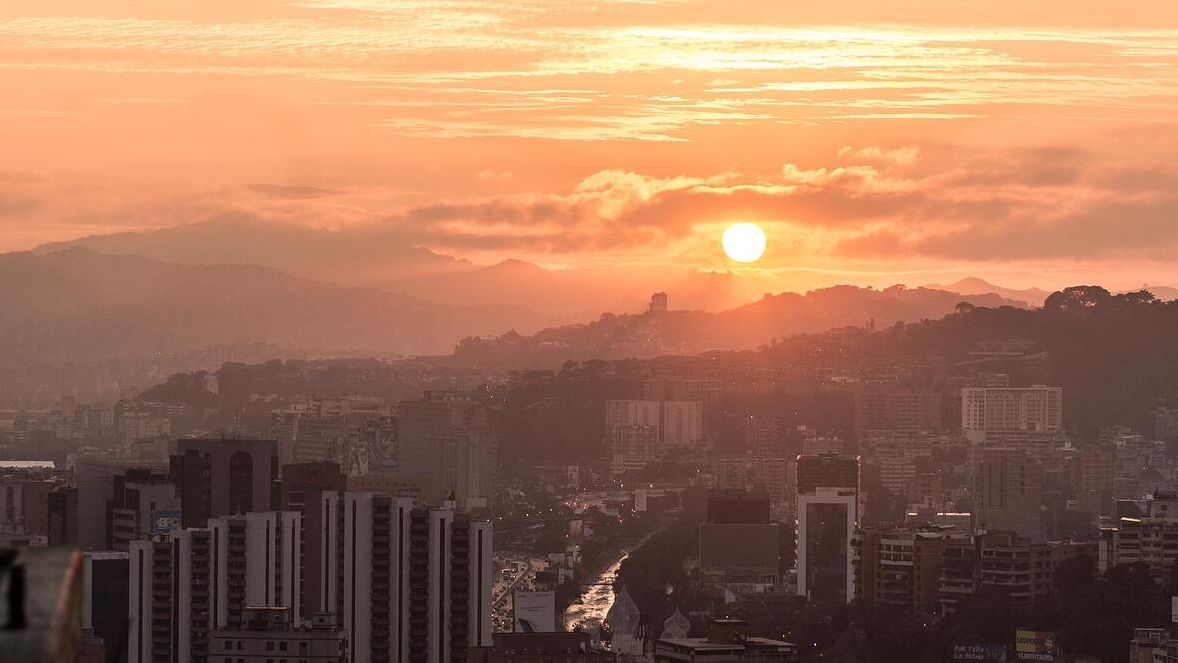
(2, 0), (1178, 291)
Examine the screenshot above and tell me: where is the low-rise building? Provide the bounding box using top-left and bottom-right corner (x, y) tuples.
(654, 619), (798, 663)
(209, 608), (346, 663)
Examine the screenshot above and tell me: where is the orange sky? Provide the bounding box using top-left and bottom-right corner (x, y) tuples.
(2, 0), (1178, 292)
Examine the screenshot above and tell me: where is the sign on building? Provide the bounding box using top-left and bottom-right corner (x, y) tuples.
(953, 644), (1008, 662)
(151, 511), (182, 535)
(1015, 629), (1057, 662)
(513, 590), (556, 633)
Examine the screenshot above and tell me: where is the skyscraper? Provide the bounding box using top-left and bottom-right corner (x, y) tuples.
(170, 438), (279, 528)
(974, 448), (1043, 542)
(795, 453), (860, 605)
(128, 511), (303, 663)
(280, 462), (348, 617)
(320, 492), (493, 663)
(395, 392), (496, 506)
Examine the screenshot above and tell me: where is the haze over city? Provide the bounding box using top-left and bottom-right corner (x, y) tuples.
(4, 2), (1178, 663)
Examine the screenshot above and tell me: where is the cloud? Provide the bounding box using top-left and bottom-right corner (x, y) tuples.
(4, 135), (1178, 272)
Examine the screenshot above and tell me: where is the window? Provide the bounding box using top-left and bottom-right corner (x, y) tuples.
(280, 641), (288, 651)
(266, 641), (275, 651)
(237, 641), (244, 650)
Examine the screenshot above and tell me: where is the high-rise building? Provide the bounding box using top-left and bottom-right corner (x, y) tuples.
(170, 438), (279, 528)
(76, 457), (156, 551)
(108, 468), (181, 551)
(395, 392), (496, 506)
(48, 485), (79, 546)
(853, 385), (944, 434)
(797, 489), (858, 605)
(604, 399), (703, 472)
(82, 551), (130, 663)
(128, 529), (215, 663)
(750, 458), (790, 505)
(320, 492), (493, 663)
(280, 462), (348, 617)
(648, 292), (668, 313)
(744, 416), (781, 456)
(961, 386), (1063, 444)
(974, 448), (1043, 543)
(128, 511), (303, 663)
(796, 454), (860, 605)
(796, 453), (860, 496)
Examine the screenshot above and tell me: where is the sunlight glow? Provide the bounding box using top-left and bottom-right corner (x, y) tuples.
(722, 222), (767, 263)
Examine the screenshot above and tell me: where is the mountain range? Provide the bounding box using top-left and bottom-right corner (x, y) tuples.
(0, 248), (537, 367)
(11, 220), (1177, 368)
(32, 220), (774, 319)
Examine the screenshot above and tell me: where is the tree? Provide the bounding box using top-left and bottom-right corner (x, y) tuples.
(1043, 286), (1112, 312)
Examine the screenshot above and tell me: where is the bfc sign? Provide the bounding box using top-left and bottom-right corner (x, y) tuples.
(152, 511), (182, 535)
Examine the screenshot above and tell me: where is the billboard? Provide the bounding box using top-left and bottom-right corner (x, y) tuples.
(1015, 630), (1057, 662)
(953, 644), (1008, 662)
(152, 510), (182, 535)
(513, 590), (556, 633)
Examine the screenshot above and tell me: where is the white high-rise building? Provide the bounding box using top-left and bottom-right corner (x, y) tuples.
(797, 488), (858, 605)
(961, 386), (1063, 444)
(128, 511), (303, 663)
(321, 491), (493, 663)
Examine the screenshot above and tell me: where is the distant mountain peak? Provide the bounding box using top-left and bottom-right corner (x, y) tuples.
(485, 258), (549, 274)
(925, 277), (1051, 306)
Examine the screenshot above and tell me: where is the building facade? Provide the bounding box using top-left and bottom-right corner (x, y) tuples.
(961, 386), (1063, 444)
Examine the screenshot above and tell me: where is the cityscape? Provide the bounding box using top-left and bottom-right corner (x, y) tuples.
(3, 2), (1178, 663)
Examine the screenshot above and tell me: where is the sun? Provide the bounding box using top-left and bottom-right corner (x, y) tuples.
(721, 222), (767, 263)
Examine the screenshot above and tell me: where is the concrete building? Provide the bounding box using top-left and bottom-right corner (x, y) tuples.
(797, 488), (858, 605)
(795, 453), (860, 605)
(170, 438), (279, 528)
(648, 292), (668, 313)
(853, 528), (952, 615)
(320, 492), (493, 663)
(855, 528), (1089, 616)
(82, 551), (130, 663)
(395, 392), (496, 505)
(128, 529), (215, 663)
(744, 416), (781, 456)
(128, 511), (303, 663)
(209, 609), (346, 663)
(654, 619), (798, 663)
(605, 399), (703, 472)
(1099, 504), (1178, 582)
(469, 632), (614, 663)
(76, 457), (160, 551)
(279, 462), (348, 618)
(974, 448), (1043, 543)
(1153, 407), (1178, 440)
(795, 453), (860, 497)
(108, 468), (181, 551)
(961, 386), (1062, 444)
(854, 385), (944, 434)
